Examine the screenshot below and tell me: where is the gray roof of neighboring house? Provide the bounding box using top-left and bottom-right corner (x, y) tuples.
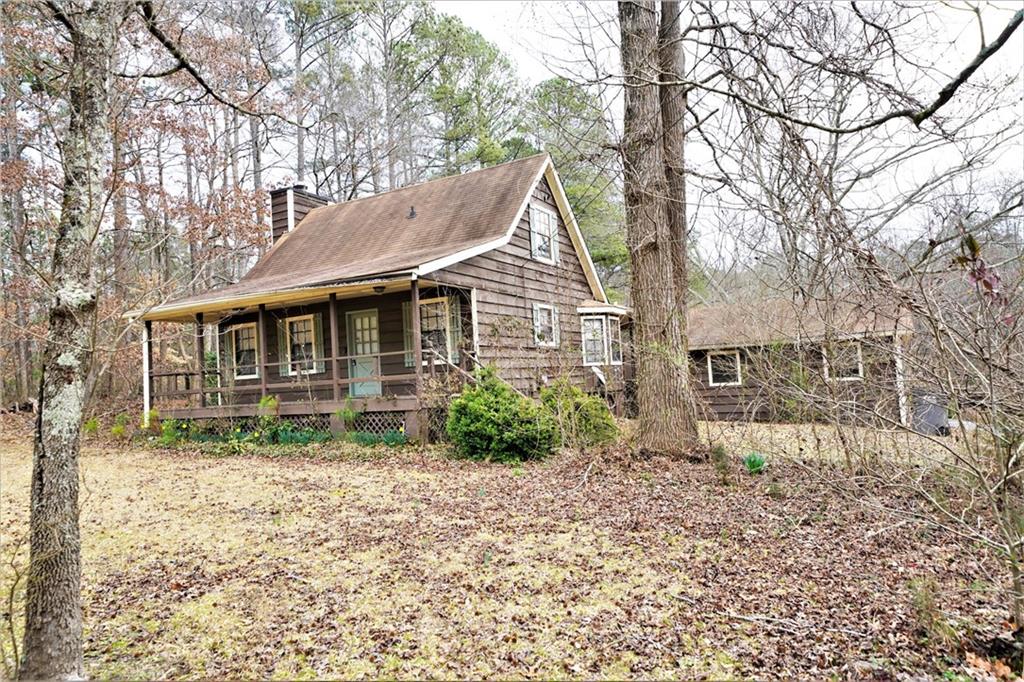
(687, 298), (912, 350)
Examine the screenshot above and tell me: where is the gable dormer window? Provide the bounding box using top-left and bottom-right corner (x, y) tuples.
(529, 204), (559, 264)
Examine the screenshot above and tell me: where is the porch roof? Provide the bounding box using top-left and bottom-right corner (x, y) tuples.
(134, 275), (444, 323)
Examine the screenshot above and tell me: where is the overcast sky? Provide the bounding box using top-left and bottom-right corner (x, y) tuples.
(437, 1), (1024, 88)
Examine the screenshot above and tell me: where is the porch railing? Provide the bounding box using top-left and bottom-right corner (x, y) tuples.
(150, 349), (422, 407)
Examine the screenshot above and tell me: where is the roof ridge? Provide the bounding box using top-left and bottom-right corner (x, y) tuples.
(305, 153), (550, 214)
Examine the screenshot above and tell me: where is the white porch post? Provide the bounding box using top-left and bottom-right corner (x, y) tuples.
(142, 319), (152, 427)
(470, 287), (480, 357)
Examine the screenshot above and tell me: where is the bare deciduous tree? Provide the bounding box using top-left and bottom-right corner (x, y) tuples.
(21, 2), (128, 678)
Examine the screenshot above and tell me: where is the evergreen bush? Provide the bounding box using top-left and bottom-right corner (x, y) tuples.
(446, 368), (556, 463)
(539, 379), (618, 449)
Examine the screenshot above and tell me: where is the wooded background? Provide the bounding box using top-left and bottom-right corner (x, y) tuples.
(0, 0), (628, 415)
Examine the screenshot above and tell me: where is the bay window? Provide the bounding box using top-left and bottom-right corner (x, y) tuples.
(581, 315), (623, 366)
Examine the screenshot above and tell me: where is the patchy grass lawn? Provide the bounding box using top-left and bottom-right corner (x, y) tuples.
(0, 425), (1007, 679)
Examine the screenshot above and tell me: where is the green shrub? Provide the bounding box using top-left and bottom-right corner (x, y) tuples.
(381, 428), (407, 447)
(540, 379), (618, 449)
(276, 425), (330, 445)
(447, 368), (557, 463)
(348, 431), (382, 447)
(111, 413), (130, 440)
(334, 397), (362, 431)
(209, 438), (254, 457)
(159, 418), (181, 446)
(82, 417), (99, 436)
(743, 452), (767, 475)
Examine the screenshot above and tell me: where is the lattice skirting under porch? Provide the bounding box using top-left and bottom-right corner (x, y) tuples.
(177, 414), (331, 437)
(351, 410), (406, 436)
(427, 407), (450, 442)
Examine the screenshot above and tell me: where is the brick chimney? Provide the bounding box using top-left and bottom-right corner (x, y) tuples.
(268, 184), (331, 245)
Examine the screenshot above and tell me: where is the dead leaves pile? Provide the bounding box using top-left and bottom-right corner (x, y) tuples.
(0, 441), (1018, 679)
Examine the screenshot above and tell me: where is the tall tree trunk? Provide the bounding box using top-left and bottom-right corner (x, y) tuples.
(658, 1), (688, 310)
(618, 0), (698, 456)
(21, 3), (121, 678)
(657, 0), (699, 439)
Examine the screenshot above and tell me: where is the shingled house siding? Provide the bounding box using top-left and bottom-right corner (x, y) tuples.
(690, 337), (901, 424)
(438, 175), (618, 395)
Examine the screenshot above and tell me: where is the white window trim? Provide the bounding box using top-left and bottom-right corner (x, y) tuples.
(581, 315), (623, 367)
(227, 322), (259, 380)
(823, 340), (864, 382)
(707, 349), (742, 387)
(581, 315), (607, 366)
(529, 203), (559, 265)
(533, 303), (560, 347)
(284, 313), (318, 376)
(608, 316), (623, 366)
(419, 296), (454, 365)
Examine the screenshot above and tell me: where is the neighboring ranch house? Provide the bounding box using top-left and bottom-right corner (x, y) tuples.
(684, 299), (913, 426)
(137, 154), (627, 440)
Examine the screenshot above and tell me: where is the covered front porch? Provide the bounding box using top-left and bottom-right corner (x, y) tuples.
(138, 274), (479, 440)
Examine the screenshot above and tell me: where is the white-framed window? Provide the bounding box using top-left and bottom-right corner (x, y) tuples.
(533, 303), (560, 347)
(402, 295), (462, 366)
(707, 349), (742, 387)
(823, 340), (863, 381)
(582, 315), (624, 366)
(581, 316), (606, 365)
(227, 322), (259, 380)
(529, 204), (559, 264)
(284, 314), (318, 375)
(609, 317), (623, 364)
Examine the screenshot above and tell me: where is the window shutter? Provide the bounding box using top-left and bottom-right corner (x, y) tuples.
(402, 301), (413, 367)
(222, 327), (235, 381)
(277, 318), (291, 377)
(313, 313), (325, 374)
(448, 296), (462, 363)
(551, 306), (560, 346)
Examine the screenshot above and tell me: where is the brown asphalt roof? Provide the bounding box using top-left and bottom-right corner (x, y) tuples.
(687, 298), (912, 349)
(156, 153), (550, 309)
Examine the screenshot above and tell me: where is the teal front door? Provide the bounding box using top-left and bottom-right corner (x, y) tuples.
(346, 309), (381, 397)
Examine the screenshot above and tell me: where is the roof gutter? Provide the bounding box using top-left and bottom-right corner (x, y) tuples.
(127, 271), (417, 322)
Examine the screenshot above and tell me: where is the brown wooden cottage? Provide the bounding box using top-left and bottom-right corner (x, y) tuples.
(683, 299), (913, 426)
(136, 154), (627, 439)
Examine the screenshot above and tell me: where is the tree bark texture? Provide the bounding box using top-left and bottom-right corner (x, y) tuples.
(21, 2), (122, 678)
(657, 0), (700, 442)
(619, 0), (699, 456)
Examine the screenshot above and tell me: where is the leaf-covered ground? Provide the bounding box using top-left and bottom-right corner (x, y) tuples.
(0, 430), (1008, 679)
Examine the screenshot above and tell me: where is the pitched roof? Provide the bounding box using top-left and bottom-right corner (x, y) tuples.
(145, 153), (605, 320)
(687, 298), (912, 350)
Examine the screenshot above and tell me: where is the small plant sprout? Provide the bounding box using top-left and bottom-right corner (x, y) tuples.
(82, 416), (99, 436)
(743, 452), (767, 475)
